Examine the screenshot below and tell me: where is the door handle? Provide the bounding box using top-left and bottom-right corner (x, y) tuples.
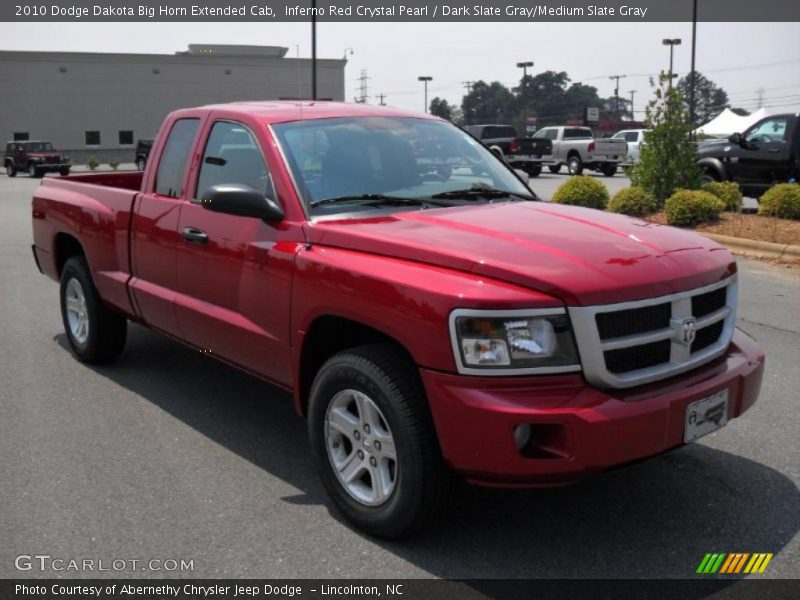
(181, 227), (208, 245)
(768, 148), (781, 154)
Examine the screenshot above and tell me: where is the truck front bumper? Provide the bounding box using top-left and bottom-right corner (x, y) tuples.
(421, 328), (764, 486)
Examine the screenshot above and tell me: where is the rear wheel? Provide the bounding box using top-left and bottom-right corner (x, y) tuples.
(308, 344), (457, 539)
(5, 162), (16, 177)
(60, 256), (127, 363)
(567, 155), (583, 176)
(548, 165), (562, 174)
(602, 164), (618, 177)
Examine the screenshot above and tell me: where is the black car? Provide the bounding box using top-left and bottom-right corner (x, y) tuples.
(135, 139), (154, 171)
(463, 124), (551, 177)
(697, 112), (799, 197)
(4, 141), (70, 178)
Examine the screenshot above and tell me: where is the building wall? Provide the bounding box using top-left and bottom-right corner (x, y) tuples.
(0, 48), (346, 163)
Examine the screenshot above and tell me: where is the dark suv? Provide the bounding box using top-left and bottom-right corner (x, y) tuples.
(135, 139), (154, 171)
(5, 141), (70, 178)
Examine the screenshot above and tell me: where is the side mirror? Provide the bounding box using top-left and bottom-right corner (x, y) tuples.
(200, 184), (284, 221)
(728, 132), (743, 145)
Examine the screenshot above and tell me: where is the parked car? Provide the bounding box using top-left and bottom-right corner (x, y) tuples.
(5, 140), (70, 177)
(697, 112), (800, 197)
(135, 139), (154, 171)
(533, 126), (628, 176)
(464, 124), (551, 177)
(32, 102), (764, 539)
(612, 128), (648, 163)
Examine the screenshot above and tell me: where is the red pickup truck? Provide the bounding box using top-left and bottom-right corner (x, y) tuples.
(32, 102), (765, 538)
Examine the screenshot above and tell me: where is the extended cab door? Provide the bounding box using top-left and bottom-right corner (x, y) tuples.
(130, 117), (201, 336)
(736, 115), (793, 191)
(173, 117), (298, 385)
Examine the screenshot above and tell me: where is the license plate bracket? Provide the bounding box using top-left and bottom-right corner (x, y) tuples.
(684, 389), (729, 443)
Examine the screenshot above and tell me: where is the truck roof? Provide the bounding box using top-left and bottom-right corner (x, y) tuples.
(175, 100), (441, 124)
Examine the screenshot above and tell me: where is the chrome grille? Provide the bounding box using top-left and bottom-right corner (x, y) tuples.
(569, 276), (737, 388)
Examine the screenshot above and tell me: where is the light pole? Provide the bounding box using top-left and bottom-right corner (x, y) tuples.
(516, 61), (534, 134)
(662, 38), (682, 87)
(689, 0), (698, 127)
(418, 76), (432, 113)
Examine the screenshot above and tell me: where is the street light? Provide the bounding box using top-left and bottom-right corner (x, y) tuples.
(662, 38), (682, 87)
(418, 76), (433, 113)
(516, 61), (534, 134)
(343, 47), (354, 60)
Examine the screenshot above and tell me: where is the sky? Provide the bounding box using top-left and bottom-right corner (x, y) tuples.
(1, 21), (798, 120)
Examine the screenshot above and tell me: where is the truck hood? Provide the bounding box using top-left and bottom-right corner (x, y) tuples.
(697, 138), (732, 157)
(307, 202), (735, 306)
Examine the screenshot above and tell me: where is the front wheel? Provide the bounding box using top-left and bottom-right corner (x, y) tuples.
(526, 164), (542, 178)
(27, 163), (41, 178)
(136, 158), (146, 171)
(567, 155), (583, 175)
(548, 165), (562, 174)
(308, 344), (457, 539)
(5, 162), (16, 177)
(60, 256), (127, 363)
(59, 167), (71, 176)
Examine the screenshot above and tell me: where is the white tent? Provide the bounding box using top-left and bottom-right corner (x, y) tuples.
(694, 108), (770, 138)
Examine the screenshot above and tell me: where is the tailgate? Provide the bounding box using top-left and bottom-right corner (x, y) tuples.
(513, 138), (551, 157)
(594, 139), (628, 155)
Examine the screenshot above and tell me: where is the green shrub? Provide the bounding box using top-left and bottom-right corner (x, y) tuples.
(607, 187), (658, 217)
(664, 189), (725, 227)
(551, 176), (609, 209)
(702, 180), (743, 211)
(758, 183), (800, 220)
(87, 156), (100, 170)
(108, 157), (121, 170)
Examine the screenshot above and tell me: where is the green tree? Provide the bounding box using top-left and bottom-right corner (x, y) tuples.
(462, 80), (516, 124)
(677, 71), (729, 126)
(730, 107), (750, 116)
(629, 74), (702, 205)
(429, 97), (453, 121)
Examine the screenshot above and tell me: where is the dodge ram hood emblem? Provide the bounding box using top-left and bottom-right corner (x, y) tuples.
(678, 317), (697, 346)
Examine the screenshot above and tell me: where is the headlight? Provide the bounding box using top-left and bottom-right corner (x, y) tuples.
(450, 308), (580, 375)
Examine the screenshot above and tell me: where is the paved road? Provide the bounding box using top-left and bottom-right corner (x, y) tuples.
(1, 175), (797, 579)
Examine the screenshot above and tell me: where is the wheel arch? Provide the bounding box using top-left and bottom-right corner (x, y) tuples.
(53, 232), (86, 277)
(697, 157), (727, 181)
(294, 315), (416, 417)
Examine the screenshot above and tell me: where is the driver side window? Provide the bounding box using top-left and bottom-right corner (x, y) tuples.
(195, 121), (272, 201)
(745, 117), (789, 144)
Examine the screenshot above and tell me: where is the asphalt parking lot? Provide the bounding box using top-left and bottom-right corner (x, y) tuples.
(1, 173), (797, 579)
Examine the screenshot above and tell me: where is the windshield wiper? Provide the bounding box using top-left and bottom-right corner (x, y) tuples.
(309, 194), (448, 208)
(429, 186), (536, 201)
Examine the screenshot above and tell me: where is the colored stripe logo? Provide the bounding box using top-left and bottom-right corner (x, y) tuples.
(696, 553), (773, 574)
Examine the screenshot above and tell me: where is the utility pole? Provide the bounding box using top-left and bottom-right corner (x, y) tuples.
(689, 0), (697, 127)
(662, 38), (682, 87)
(354, 69), (370, 103)
(462, 81), (474, 125)
(609, 74), (626, 123)
(377, 94), (387, 106)
(628, 90), (636, 120)
(516, 61), (534, 135)
(418, 76), (433, 113)
(311, 0), (317, 100)
(756, 87), (765, 108)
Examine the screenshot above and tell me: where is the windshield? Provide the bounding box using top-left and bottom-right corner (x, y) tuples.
(272, 116), (532, 216)
(24, 142), (54, 152)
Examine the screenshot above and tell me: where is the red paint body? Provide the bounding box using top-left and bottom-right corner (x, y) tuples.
(31, 102), (764, 486)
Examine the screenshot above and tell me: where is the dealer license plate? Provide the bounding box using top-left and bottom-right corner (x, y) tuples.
(684, 389), (729, 443)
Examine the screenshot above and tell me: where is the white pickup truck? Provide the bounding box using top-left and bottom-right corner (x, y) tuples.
(533, 126), (628, 176)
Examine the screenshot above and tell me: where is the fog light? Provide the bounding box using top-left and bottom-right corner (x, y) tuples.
(513, 424), (532, 451)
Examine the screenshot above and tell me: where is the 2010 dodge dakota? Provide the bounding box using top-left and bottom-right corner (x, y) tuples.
(31, 102), (765, 538)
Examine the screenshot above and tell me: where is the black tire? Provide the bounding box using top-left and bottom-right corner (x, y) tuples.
(136, 158), (146, 171)
(59, 167), (71, 176)
(700, 169), (720, 185)
(548, 165), (562, 174)
(27, 163), (41, 178)
(526, 164), (542, 178)
(308, 343), (457, 539)
(602, 164), (618, 177)
(5, 162), (16, 177)
(60, 256), (127, 363)
(567, 155), (583, 176)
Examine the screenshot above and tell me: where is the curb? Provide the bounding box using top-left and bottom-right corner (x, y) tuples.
(702, 232), (800, 259)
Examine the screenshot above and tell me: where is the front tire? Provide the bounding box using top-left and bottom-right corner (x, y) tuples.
(136, 158), (146, 171)
(60, 256), (127, 363)
(5, 162), (16, 177)
(59, 167), (71, 176)
(526, 164), (542, 178)
(308, 344), (456, 539)
(548, 164), (562, 174)
(567, 155), (584, 175)
(28, 163), (41, 178)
